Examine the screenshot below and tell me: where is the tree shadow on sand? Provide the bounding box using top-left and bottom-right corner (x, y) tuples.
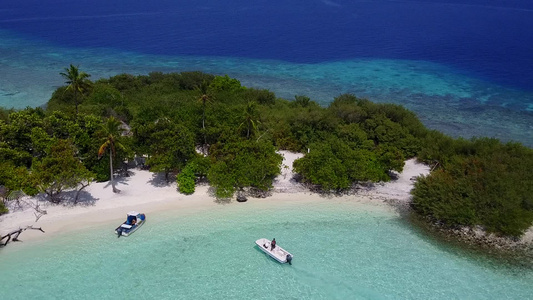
(103, 172), (132, 193)
(148, 172), (175, 187)
(5, 194), (48, 213)
(58, 190), (99, 207)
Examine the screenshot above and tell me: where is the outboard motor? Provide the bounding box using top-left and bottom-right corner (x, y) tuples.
(116, 228), (122, 238)
(286, 254), (292, 265)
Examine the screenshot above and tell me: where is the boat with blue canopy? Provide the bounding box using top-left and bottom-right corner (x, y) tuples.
(115, 211), (146, 237)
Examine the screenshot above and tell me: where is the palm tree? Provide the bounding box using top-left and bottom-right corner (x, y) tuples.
(240, 101), (260, 139)
(60, 64), (91, 116)
(98, 117), (125, 193)
(195, 80), (213, 153)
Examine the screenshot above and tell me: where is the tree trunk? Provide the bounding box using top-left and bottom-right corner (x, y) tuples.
(74, 88), (78, 116)
(110, 148), (117, 193)
(1, 226), (45, 247)
(202, 99), (207, 148)
(202, 99), (206, 131)
(75, 181), (90, 203)
(47, 189), (60, 204)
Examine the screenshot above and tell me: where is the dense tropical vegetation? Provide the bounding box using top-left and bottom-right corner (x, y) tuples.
(0, 69), (532, 238)
(413, 135), (533, 236)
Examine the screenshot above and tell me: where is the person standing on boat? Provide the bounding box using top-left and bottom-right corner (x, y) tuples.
(271, 238), (276, 250)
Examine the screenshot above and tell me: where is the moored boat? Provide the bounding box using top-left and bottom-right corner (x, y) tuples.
(115, 211), (146, 237)
(255, 238), (293, 264)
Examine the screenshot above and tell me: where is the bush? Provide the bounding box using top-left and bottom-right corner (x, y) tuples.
(177, 165), (195, 195)
(189, 156), (211, 178)
(293, 142), (349, 190)
(411, 139), (533, 237)
(177, 71), (214, 90)
(208, 139), (282, 198)
(244, 88), (275, 105)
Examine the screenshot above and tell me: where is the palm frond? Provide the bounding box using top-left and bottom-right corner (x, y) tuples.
(98, 141), (110, 158)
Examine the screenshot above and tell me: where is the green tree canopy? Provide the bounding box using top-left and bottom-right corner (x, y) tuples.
(412, 139), (533, 237)
(142, 118), (196, 181)
(208, 139), (282, 198)
(32, 139), (94, 203)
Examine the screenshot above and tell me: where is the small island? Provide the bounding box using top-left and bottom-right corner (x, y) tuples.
(1, 67), (532, 251)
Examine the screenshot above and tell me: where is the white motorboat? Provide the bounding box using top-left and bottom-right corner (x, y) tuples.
(115, 211), (146, 237)
(255, 238), (293, 264)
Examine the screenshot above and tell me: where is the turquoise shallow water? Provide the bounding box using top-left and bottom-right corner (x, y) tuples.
(0, 30), (532, 146)
(1, 201), (532, 299)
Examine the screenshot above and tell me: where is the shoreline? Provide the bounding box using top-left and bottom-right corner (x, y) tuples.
(0, 153), (428, 243)
(0, 183), (399, 247)
(1, 153), (531, 253)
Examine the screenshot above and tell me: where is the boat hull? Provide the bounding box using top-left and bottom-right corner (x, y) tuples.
(115, 213), (146, 236)
(255, 238), (293, 264)
(115, 220), (144, 236)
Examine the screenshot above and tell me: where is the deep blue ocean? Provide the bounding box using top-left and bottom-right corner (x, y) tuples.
(0, 0), (532, 145)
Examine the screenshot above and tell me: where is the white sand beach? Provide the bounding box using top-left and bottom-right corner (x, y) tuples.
(0, 152), (432, 244)
(6, 151), (530, 247)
